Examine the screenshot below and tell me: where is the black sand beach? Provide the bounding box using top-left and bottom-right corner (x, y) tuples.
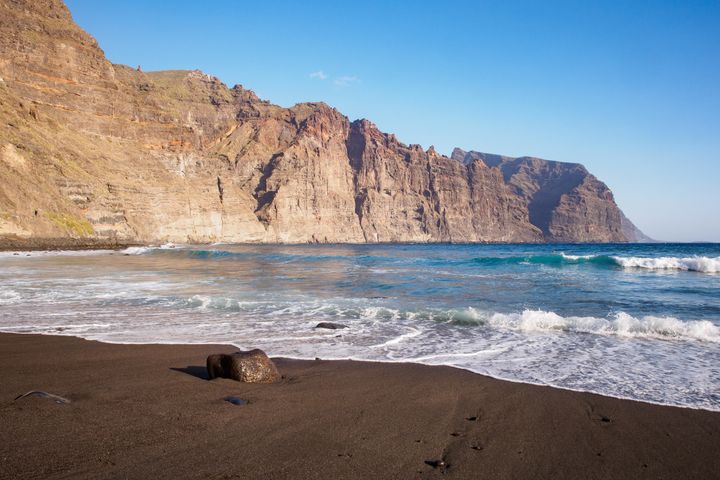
(1, 333), (718, 479)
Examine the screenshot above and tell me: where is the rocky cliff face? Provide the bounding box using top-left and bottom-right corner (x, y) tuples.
(0, 0), (646, 246)
(450, 150), (648, 242)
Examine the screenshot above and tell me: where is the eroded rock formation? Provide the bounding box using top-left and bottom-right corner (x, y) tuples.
(0, 0), (646, 246)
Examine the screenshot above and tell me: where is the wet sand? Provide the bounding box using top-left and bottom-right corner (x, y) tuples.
(1, 333), (718, 479)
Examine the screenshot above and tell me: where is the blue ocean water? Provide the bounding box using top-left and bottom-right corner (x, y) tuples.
(1, 243), (718, 410)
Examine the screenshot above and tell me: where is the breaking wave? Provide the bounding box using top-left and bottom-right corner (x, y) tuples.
(405, 307), (719, 343)
(611, 255), (720, 273)
(120, 243), (178, 255)
(109, 247), (720, 274)
(467, 253), (616, 267)
(120, 246), (152, 255)
(178, 295), (720, 344)
(472, 253), (718, 272)
(7, 245), (719, 274)
(454, 253), (720, 273)
(481, 309), (720, 343)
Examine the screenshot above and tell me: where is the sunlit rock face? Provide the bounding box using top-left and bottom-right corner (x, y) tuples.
(0, 0), (644, 245)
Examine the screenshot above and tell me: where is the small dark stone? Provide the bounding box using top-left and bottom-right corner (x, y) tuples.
(471, 445), (483, 451)
(450, 432), (461, 437)
(425, 460), (446, 469)
(601, 416), (611, 423)
(315, 322), (347, 330)
(223, 396), (248, 406)
(466, 416), (478, 421)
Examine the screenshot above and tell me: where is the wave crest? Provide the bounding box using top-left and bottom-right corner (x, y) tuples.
(110, 246), (720, 274)
(470, 253), (720, 273)
(176, 294), (720, 344)
(120, 246), (152, 255)
(120, 243), (177, 255)
(611, 256), (720, 273)
(482, 309), (720, 343)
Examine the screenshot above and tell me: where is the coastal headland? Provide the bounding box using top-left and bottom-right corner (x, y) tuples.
(0, 0), (648, 247)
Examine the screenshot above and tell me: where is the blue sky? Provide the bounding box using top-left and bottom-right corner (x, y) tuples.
(66, 0), (720, 241)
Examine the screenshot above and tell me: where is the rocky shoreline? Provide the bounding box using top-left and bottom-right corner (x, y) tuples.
(0, 236), (138, 252)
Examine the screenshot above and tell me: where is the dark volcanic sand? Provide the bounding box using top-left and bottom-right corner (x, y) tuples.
(0, 333), (718, 479)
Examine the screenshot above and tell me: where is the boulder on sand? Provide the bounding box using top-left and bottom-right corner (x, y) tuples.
(206, 349), (280, 383)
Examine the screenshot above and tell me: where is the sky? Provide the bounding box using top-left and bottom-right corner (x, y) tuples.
(65, 0), (720, 241)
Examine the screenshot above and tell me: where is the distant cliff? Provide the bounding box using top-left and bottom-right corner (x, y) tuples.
(0, 0), (647, 246)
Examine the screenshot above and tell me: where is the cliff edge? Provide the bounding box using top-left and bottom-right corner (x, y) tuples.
(0, 0), (647, 246)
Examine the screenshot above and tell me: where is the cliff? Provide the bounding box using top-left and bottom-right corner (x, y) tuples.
(0, 0), (646, 246)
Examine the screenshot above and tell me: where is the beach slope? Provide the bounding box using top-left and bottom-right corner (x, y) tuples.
(1, 333), (718, 479)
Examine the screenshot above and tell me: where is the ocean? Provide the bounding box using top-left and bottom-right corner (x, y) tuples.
(1, 243), (718, 410)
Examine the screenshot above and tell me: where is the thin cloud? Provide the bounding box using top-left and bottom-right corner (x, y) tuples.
(334, 75), (359, 87)
(309, 70), (328, 80)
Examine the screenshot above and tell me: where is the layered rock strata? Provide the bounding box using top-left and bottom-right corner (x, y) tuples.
(0, 0), (646, 245)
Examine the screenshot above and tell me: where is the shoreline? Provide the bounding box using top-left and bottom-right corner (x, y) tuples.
(1, 237), (683, 252)
(3, 330), (717, 414)
(1, 332), (718, 479)
(0, 240), (711, 258)
(0, 236), (139, 252)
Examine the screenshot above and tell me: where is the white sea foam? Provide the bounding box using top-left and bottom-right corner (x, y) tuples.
(172, 296), (720, 344)
(119, 243), (178, 255)
(0, 322), (113, 333)
(120, 246), (152, 255)
(119, 246), (148, 255)
(482, 309), (720, 343)
(370, 327), (423, 348)
(186, 294), (264, 312)
(611, 255), (720, 273)
(560, 253), (595, 261)
(0, 289), (22, 305)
